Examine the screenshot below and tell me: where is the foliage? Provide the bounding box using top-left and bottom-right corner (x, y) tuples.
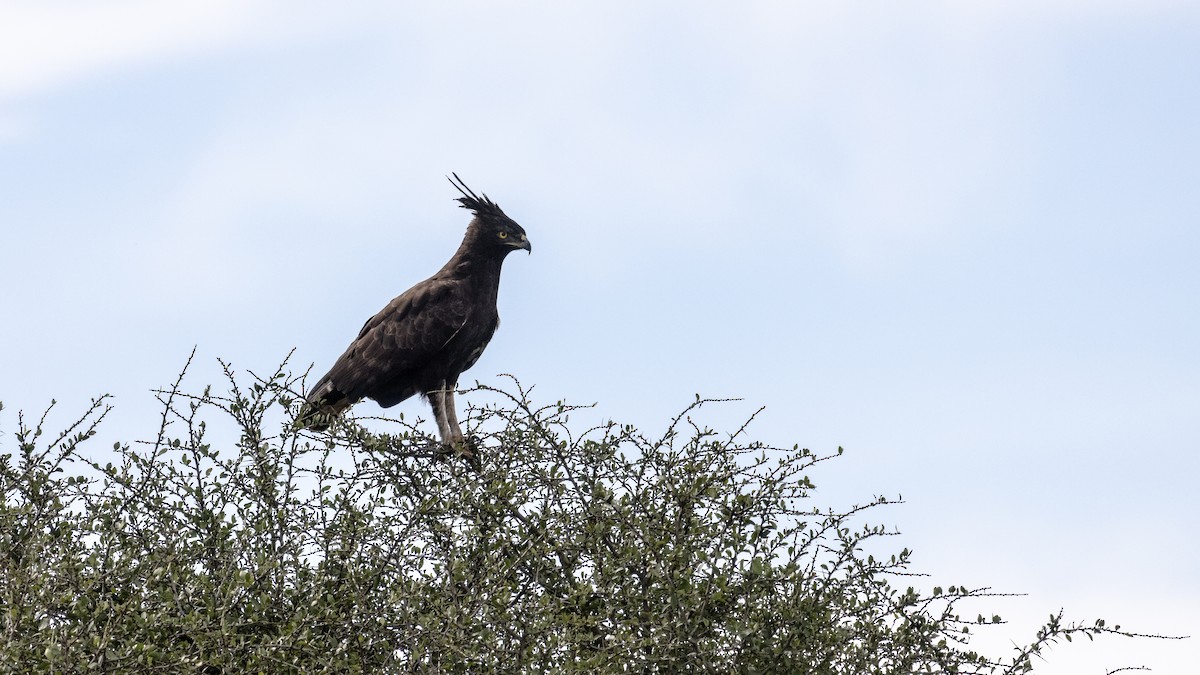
(0, 355), (1179, 673)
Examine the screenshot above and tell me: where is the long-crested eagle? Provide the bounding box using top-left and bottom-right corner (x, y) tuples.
(300, 175), (531, 453)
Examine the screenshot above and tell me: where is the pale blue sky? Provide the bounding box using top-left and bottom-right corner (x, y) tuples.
(2, 2), (1197, 670)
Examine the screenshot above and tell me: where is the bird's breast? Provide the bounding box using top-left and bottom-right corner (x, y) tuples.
(453, 312), (498, 371)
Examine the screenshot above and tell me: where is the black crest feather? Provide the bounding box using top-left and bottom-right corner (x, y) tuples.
(448, 173), (507, 220)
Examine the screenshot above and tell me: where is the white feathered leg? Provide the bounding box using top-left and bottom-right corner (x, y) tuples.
(428, 383), (454, 444)
(444, 387), (464, 445)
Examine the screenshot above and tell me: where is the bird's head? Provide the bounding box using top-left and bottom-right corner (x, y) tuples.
(449, 173), (532, 255)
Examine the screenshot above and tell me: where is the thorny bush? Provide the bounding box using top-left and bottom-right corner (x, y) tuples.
(0, 353), (1181, 673)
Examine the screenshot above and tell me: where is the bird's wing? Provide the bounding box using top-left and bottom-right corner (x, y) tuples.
(310, 276), (468, 406)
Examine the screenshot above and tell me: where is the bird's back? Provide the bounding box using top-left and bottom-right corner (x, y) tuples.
(302, 260), (502, 428)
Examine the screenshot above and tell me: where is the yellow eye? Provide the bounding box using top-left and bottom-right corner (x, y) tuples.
(498, 232), (508, 239)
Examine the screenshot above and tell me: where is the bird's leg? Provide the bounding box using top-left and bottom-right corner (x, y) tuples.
(427, 384), (477, 467)
(445, 387), (481, 469)
(444, 387), (464, 445)
(428, 384), (455, 444)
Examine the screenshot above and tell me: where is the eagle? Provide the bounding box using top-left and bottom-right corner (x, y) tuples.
(300, 174), (531, 455)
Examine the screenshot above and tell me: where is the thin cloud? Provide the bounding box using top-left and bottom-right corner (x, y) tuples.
(0, 1), (266, 96)
(0, 0), (367, 144)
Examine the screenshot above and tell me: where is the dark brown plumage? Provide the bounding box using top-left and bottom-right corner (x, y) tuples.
(300, 175), (531, 448)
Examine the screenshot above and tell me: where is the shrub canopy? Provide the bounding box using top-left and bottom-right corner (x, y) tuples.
(0, 356), (1171, 673)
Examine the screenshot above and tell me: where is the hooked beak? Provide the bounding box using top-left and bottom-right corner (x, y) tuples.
(512, 234), (531, 253)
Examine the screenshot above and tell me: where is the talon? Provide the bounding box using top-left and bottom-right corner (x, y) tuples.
(429, 436), (480, 469)
(454, 435), (481, 470)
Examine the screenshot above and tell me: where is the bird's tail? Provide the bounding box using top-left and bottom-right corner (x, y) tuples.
(296, 381), (353, 431)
